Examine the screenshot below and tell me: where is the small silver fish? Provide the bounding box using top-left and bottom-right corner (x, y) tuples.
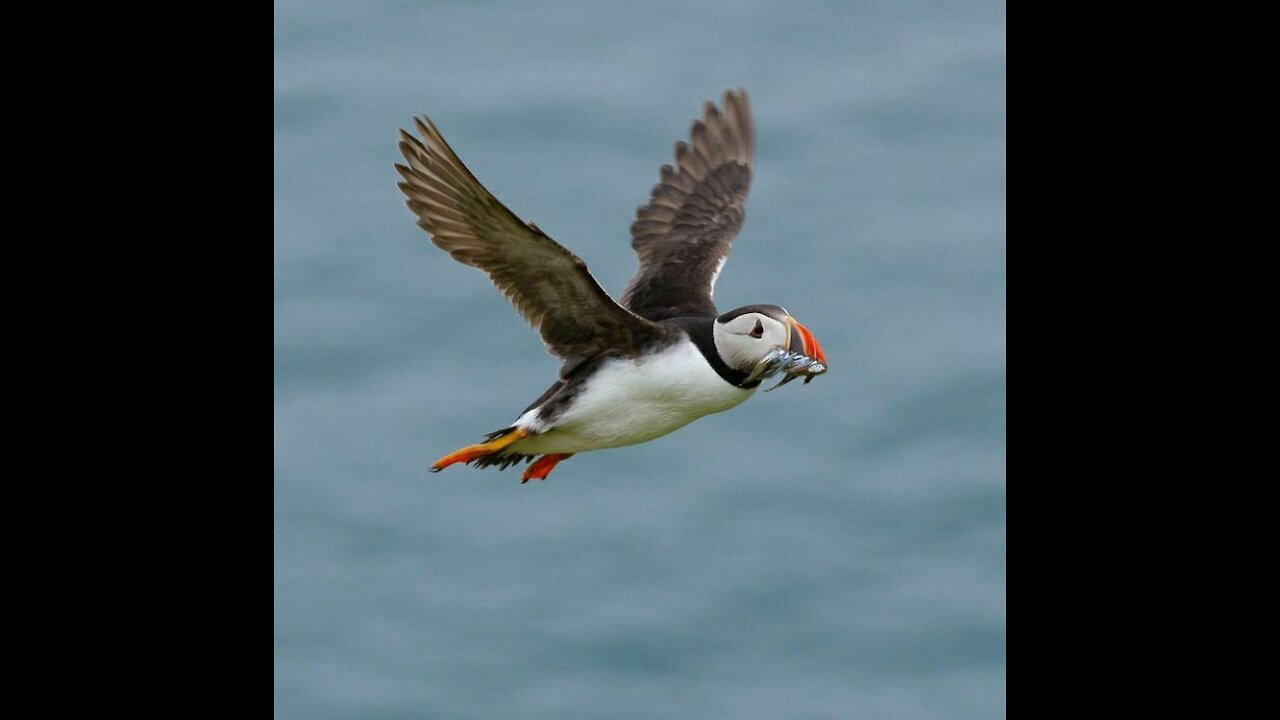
(747, 347), (827, 392)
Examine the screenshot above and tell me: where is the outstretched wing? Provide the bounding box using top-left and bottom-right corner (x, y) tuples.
(395, 116), (668, 362)
(621, 89), (755, 321)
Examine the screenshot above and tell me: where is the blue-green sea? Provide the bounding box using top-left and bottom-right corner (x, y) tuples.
(275, 1), (1005, 717)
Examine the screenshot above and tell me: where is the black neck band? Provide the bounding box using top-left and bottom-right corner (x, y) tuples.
(667, 317), (761, 389)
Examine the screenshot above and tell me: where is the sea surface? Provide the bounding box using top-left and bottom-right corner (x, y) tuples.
(274, 1), (1005, 717)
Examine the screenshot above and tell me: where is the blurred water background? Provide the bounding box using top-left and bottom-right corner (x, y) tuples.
(274, 1), (1005, 717)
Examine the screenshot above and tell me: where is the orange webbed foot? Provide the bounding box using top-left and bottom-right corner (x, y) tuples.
(430, 428), (528, 472)
(520, 453), (574, 483)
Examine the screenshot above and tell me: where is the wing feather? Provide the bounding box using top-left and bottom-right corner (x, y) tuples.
(621, 89), (755, 321)
(395, 115), (668, 362)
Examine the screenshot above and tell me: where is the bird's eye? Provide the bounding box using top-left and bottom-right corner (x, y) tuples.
(749, 319), (764, 338)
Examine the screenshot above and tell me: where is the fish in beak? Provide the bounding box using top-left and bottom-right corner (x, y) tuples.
(751, 317), (828, 391)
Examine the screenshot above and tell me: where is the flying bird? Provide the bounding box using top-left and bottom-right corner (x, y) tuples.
(395, 89), (827, 482)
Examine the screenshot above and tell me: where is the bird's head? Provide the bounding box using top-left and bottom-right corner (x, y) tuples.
(713, 304), (828, 388)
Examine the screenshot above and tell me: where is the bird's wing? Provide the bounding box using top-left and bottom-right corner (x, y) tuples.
(620, 89), (755, 322)
(396, 116), (669, 363)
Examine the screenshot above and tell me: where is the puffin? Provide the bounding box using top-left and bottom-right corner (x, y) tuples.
(395, 89), (827, 482)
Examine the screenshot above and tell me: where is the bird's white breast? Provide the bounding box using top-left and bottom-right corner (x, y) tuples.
(515, 339), (754, 454)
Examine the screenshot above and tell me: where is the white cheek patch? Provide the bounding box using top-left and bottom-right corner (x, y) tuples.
(746, 316), (787, 350)
(715, 320), (765, 372)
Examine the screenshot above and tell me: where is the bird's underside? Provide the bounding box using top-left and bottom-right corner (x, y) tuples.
(396, 90), (767, 482)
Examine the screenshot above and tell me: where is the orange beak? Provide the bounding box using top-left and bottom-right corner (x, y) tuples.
(786, 317), (827, 367)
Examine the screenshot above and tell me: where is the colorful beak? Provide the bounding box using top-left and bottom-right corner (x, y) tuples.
(786, 317), (827, 367)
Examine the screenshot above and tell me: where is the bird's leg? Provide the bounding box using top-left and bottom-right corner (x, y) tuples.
(521, 454), (574, 483)
(430, 428), (528, 472)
